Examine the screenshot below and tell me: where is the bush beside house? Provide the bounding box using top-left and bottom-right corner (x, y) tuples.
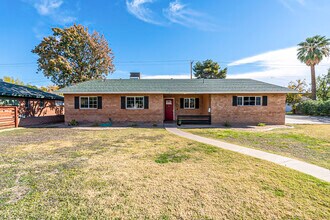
(296, 100), (330, 116)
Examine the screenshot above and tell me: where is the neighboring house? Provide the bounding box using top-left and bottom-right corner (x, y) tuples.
(0, 80), (64, 126)
(59, 73), (295, 125)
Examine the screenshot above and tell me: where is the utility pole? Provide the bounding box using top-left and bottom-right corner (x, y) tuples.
(190, 60), (194, 79)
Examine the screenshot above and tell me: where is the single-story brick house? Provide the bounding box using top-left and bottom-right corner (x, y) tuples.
(0, 80), (64, 126)
(58, 75), (294, 125)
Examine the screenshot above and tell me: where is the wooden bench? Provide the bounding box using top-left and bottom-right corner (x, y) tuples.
(177, 115), (211, 125)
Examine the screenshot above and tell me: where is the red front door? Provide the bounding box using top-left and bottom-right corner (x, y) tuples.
(164, 99), (174, 121)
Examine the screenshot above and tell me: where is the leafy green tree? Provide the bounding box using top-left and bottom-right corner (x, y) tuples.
(286, 79), (310, 113)
(193, 59), (227, 79)
(297, 35), (330, 100)
(316, 70), (330, 101)
(32, 24), (115, 88)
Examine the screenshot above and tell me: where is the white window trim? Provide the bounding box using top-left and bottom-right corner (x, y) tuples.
(184, 98), (196, 109)
(80, 96), (98, 109)
(126, 96), (144, 109)
(237, 96), (262, 106)
(55, 100), (64, 106)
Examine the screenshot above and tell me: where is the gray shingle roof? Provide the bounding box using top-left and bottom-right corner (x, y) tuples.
(0, 81), (64, 100)
(58, 79), (295, 94)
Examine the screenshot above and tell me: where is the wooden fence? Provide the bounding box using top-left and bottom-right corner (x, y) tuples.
(0, 106), (18, 129)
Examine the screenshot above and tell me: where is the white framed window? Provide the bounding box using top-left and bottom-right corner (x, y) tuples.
(184, 98), (195, 109)
(55, 100), (64, 106)
(80, 96), (98, 109)
(238, 96), (261, 106)
(126, 96), (144, 109)
(0, 98), (19, 106)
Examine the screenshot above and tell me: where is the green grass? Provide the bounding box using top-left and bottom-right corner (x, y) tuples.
(0, 127), (329, 219)
(185, 125), (330, 169)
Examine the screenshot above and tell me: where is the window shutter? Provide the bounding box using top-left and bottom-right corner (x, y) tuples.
(121, 96), (126, 109)
(232, 96), (237, 106)
(262, 96), (268, 106)
(98, 96), (102, 109)
(144, 96), (149, 109)
(195, 98), (199, 109)
(74, 97), (79, 109)
(180, 98), (184, 108)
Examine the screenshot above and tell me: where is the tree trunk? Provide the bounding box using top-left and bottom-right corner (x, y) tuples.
(311, 65), (317, 100)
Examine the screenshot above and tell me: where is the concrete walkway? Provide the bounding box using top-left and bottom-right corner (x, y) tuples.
(165, 127), (330, 182)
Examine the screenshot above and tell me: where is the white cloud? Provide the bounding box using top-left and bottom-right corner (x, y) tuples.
(24, 0), (77, 25)
(125, 0), (217, 31)
(126, 0), (163, 25)
(34, 0), (63, 15)
(143, 74), (190, 79)
(228, 47), (330, 86)
(163, 0), (217, 31)
(278, 0), (305, 11)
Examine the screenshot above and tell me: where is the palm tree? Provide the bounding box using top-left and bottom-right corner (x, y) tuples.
(297, 35), (330, 100)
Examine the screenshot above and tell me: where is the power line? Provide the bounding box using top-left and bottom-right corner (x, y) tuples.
(0, 59), (329, 67)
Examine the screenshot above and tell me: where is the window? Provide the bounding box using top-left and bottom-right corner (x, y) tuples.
(237, 96), (261, 106)
(0, 98), (19, 106)
(25, 99), (30, 108)
(40, 100), (44, 108)
(55, 100), (64, 106)
(184, 98), (195, 109)
(80, 97), (98, 109)
(126, 96), (144, 109)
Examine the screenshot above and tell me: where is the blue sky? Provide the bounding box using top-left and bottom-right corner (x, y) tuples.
(1, 0), (330, 87)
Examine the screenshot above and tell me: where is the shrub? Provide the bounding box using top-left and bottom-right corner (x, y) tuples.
(224, 121), (231, 127)
(130, 122), (138, 127)
(257, 123), (266, 127)
(296, 100), (330, 116)
(68, 119), (79, 126)
(92, 122), (99, 127)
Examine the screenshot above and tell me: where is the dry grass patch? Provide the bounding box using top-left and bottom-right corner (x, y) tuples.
(0, 128), (329, 219)
(185, 125), (330, 169)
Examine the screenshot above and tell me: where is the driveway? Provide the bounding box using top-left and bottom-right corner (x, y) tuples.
(286, 115), (330, 124)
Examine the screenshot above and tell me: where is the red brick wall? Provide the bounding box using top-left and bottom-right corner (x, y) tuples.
(16, 98), (64, 117)
(64, 93), (286, 125)
(64, 94), (164, 123)
(19, 115), (64, 127)
(210, 94), (286, 125)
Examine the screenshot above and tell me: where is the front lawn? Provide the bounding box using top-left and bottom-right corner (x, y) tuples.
(185, 125), (330, 169)
(0, 128), (329, 219)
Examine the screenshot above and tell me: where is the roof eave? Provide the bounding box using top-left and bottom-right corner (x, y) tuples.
(61, 91), (295, 95)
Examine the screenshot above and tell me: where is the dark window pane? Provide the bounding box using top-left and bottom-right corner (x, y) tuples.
(89, 97), (98, 108)
(127, 97), (135, 108)
(238, 97), (243, 105)
(80, 97), (89, 108)
(256, 97), (261, 105)
(244, 97), (250, 105)
(250, 97), (255, 105)
(184, 98), (189, 108)
(190, 98), (195, 108)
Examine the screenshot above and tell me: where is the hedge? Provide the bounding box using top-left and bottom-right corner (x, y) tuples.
(296, 100), (330, 116)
